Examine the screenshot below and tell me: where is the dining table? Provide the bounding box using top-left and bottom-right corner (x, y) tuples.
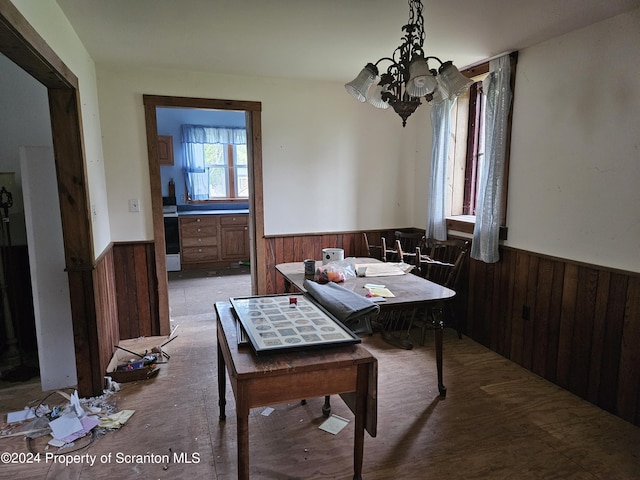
(275, 257), (456, 396)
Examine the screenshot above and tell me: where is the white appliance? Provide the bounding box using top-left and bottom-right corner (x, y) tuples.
(322, 248), (344, 265)
(163, 204), (181, 272)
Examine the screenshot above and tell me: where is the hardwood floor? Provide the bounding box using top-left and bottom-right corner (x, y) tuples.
(1, 267), (639, 479)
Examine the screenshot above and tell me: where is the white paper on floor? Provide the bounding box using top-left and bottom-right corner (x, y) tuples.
(49, 412), (84, 440)
(318, 414), (350, 435)
(7, 407), (36, 423)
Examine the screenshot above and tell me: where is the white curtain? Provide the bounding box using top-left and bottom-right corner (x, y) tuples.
(182, 125), (246, 201)
(426, 98), (455, 240)
(471, 55), (512, 263)
(182, 125), (247, 145)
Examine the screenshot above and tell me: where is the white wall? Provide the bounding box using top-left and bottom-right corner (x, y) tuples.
(11, 0), (112, 257)
(95, 66), (421, 239)
(21, 147), (77, 390)
(507, 8), (640, 272)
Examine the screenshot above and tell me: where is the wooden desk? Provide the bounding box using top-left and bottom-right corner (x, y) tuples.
(276, 258), (455, 396)
(216, 301), (378, 480)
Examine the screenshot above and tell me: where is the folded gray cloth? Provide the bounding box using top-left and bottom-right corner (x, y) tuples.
(303, 279), (380, 324)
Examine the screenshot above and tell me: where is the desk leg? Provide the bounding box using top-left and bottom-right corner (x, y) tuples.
(353, 364), (367, 480)
(433, 311), (446, 397)
(217, 340), (227, 421)
(237, 399), (250, 480)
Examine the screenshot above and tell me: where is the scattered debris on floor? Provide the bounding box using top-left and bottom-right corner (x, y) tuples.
(1, 333), (178, 455)
(106, 332), (177, 383)
(318, 414), (350, 435)
(1, 388), (134, 455)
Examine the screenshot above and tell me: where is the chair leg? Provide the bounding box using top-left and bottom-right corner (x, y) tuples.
(447, 303), (462, 339)
(322, 395), (331, 416)
(404, 308), (417, 340)
(420, 307), (431, 346)
(301, 396), (332, 416)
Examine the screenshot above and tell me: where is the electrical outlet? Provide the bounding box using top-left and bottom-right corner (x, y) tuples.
(180, 194), (185, 202)
(128, 198), (140, 212)
(522, 305), (531, 320)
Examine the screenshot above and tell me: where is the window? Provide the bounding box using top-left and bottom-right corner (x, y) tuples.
(446, 54), (516, 237)
(181, 125), (248, 202)
(204, 143), (248, 199)
(448, 69), (489, 218)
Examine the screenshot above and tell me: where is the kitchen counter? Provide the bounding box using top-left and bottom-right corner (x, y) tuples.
(178, 209), (249, 216)
(179, 210), (250, 269)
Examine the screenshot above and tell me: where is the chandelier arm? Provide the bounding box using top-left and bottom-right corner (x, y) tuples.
(424, 56), (445, 66)
(373, 57), (398, 69)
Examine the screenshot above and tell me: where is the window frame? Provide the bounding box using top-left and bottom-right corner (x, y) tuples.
(188, 142), (249, 203)
(445, 53), (517, 239)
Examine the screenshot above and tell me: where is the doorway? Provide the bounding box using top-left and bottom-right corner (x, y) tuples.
(0, 2), (104, 396)
(142, 96), (265, 323)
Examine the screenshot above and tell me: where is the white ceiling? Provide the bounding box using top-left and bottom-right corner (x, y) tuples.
(56, 0), (640, 82)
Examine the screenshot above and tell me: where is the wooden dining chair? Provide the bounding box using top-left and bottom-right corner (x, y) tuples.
(415, 238), (470, 341)
(362, 232), (397, 262)
(393, 231), (425, 269)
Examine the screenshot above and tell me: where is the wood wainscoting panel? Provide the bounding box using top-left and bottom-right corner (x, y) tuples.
(66, 268), (101, 396)
(263, 230), (398, 295)
(617, 276), (640, 424)
(93, 247), (120, 390)
(112, 242), (162, 340)
(467, 246), (640, 426)
(598, 273), (628, 413)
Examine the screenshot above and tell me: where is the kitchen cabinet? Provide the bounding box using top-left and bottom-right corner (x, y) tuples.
(179, 213), (249, 269)
(157, 135), (174, 166)
(220, 215), (250, 261)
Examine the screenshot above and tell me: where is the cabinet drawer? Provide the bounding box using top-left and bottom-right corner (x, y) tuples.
(181, 223), (218, 238)
(181, 235), (218, 248)
(180, 216), (218, 227)
(181, 246), (219, 262)
(219, 214), (248, 226)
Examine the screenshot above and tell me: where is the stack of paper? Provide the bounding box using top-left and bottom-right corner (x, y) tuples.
(364, 284), (395, 298)
(355, 263), (412, 277)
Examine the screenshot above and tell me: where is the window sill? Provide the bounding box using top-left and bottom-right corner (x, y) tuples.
(189, 198), (248, 204)
(446, 216), (508, 240)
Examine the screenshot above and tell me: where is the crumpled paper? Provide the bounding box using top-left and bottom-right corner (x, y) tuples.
(99, 409), (135, 429)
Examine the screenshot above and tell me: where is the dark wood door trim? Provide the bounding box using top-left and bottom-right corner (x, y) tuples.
(0, 0), (102, 395)
(142, 95), (264, 301)
(0, 0), (76, 88)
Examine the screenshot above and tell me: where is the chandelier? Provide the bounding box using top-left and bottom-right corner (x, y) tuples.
(345, 0), (473, 127)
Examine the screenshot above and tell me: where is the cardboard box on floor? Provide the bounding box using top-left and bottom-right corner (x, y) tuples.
(105, 334), (175, 384)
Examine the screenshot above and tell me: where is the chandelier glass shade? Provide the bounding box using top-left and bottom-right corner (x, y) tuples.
(344, 0), (473, 126)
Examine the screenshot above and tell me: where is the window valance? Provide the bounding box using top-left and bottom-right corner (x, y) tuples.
(181, 125), (246, 145)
